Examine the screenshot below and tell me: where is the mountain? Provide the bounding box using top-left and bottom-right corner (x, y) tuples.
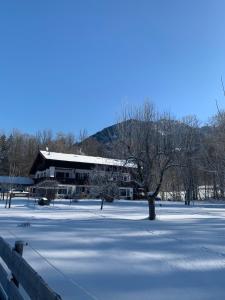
(90, 123), (119, 145)
(88, 120), (211, 142)
(83, 120), (213, 155)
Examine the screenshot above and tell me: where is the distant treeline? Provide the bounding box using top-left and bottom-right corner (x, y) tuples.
(0, 129), (105, 177)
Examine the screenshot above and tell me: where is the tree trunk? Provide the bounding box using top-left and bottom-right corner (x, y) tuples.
(5, 193), (9, 208)
(213, 174), (218, 199)
(8, 193), (12, 208)
(100, 198), (104, 210)
(148, 197), (156, 220)
(185, 188), (191, 206)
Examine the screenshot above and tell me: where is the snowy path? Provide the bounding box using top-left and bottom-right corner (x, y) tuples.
(1, 199), (225, 300)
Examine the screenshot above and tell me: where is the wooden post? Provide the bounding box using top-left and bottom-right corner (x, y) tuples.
(8, 193), (12, 208)
(12, 241), (24, 287)
(100, 198), (104, 210)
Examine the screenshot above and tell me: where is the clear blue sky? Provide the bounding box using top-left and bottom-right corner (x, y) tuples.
(0, 0), (225, 136)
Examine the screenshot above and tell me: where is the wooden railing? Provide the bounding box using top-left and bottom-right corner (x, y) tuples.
(0, 237), (62, 300)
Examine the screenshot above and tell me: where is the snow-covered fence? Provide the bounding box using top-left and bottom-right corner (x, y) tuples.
(0, 237), (62, 300)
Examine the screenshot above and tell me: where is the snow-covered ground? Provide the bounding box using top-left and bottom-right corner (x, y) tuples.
(1, 198), (225, 300)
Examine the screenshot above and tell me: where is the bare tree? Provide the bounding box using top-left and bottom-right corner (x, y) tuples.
(115, 102), (181, 220)
(89, 166), (119, 210)
(6, 162), (19, 208)
(201, 111), (225, 199)
(178, 116), (201, 205)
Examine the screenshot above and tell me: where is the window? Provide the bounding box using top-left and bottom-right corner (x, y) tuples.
(120, 189), (127, 197)
(113, 175), (117, 181)
(58, 189), (67, 195)
(76, 186), (85, 194)
(120, 188), (131, 197)
(123, 175), (130, 182)
(76, 173), (89, 180)
(56, 172), (64, 178)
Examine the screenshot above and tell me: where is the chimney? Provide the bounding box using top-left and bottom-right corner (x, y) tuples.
(46, 147), (50, 155)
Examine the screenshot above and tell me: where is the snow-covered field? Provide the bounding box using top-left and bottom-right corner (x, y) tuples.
(1, 198), (225, 300)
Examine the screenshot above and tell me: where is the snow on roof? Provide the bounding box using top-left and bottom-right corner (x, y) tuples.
(40, 151), (135, 168)
(0, 176), (34, 185)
